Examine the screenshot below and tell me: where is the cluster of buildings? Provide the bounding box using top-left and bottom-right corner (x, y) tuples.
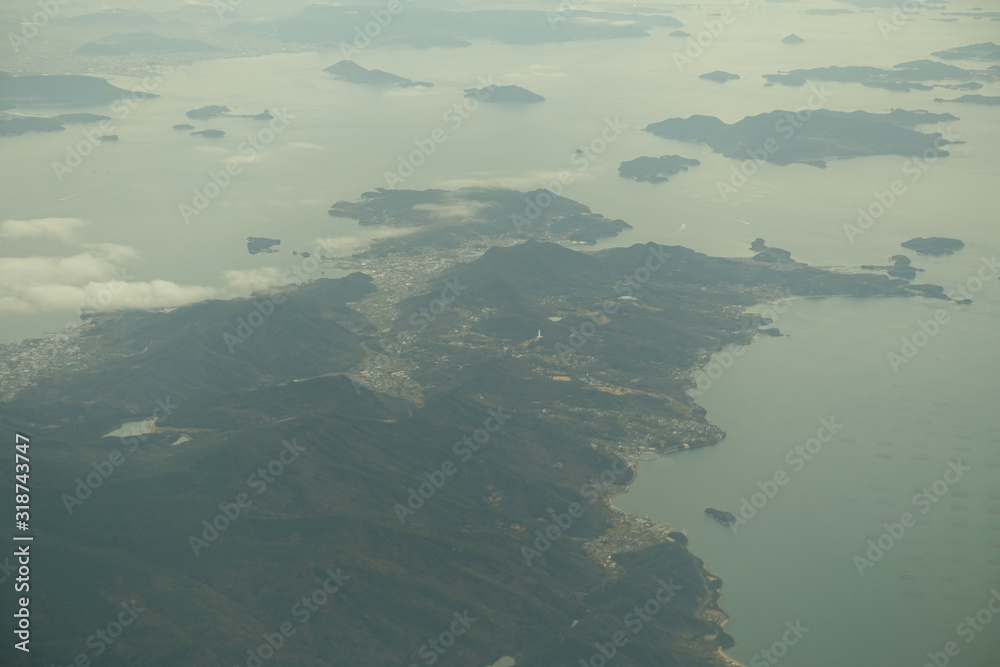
(0, 329), (92, 401)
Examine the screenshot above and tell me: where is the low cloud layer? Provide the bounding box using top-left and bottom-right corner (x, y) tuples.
(0, 217), (88, 243)
(0, 218), (218, 316)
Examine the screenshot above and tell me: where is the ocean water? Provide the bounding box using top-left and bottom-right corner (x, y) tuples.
(3, 2), (997, 340)
(2, 3), (999, 665)
(616, 291), (1000, 667)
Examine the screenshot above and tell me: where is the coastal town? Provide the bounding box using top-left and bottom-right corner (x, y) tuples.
(0, 326), (96, 401)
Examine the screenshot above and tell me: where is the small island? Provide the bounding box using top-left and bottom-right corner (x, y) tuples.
(938, 82), (983, 91)
(861, 255), (923, 281)
(0, 116), (64, 136)
(704, 508), (737, 526)
(618, 155), (700, 183)
(186, 105), (229, 120)
(323, 60), (431, 88)
(670, 30), (690, 37)
(887, 255), (918, 280)
(699, 70), (739, 83)
(934, 94), (1000, 106)
(173, 123), (195, 130)
(191, 129), (225, 138)
(247, 237), (281, 254)
(764, 59), (1000, 89)
(645, 109), (961, 167)
(98, 134), (119, 142)
(901, 237), (965, 256)
(464, 85), (545, 103)
(50, 113), (111, 124)
(782, 33), (805, 44)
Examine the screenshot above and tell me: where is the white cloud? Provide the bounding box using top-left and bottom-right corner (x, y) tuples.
(0, 278), (218, 315)
(0, 217), (87, 242)
(413, 198), (488, 220)
(437, 169), (585, 191)
(0, 243), (217, 315)
(86, 280), (217, 310)
(80, 242), (139, 263)
(285, 142), (325, 151)
(221, 267), (286, 293)
(0, 253), (119, 286)
(312, 227), (415, 254)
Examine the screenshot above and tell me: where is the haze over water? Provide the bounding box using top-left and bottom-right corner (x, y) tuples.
(2, 3), (998, 665)
(3, 2), (997, 340)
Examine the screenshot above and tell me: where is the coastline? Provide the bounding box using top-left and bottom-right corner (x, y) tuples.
(601, 445), (745, 667)
(593, 291), (811, 667)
